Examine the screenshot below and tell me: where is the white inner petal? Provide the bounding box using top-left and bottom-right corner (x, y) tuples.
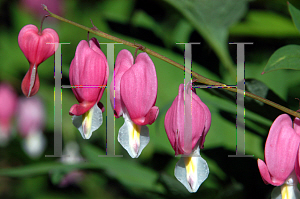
(118, 113), (149, 158)
(72, 103), (103, 139)
(174, 145), (209, 193)
(28, 64), (37, 97)
(22, 130), (46, 159)
(277, 171), (300, 199)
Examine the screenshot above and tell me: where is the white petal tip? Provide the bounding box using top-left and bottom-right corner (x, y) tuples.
(118, 114), (150, 158)
(72, 104), (103, 139)
(174, 155), (209, 193)
(22, 131), (46, 159)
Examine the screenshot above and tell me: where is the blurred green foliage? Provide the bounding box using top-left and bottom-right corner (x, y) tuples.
(0, 0), (300, 198)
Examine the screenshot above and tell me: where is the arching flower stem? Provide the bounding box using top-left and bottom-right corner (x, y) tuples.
(42, 4), (300, 119)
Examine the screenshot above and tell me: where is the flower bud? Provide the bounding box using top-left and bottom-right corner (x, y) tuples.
(17, 97), (46, 158)
(0, 83), (17, 145)
(21, 0), (64, 19)
(164, 84), (211, 155)
(258, 114), (300, 186)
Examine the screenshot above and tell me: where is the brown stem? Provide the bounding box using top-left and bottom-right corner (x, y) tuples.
(39, 14), (49, 35)
(42, 4), (300, 119)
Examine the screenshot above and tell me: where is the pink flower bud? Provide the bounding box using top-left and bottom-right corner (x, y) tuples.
(59, 142), (84, 187)
(0, 83), (17, 142)
(59, 170), (85, 188)
(18, 24), (59, 97)
(291, 116), (300, 183)
(20, 0), (64, 19)
(69, 38), (108, 116)
(164, 84), (211, 155)
(17, 97), (46, 158)
(258, 114), (300, 186)
(17, 97), (45, 138)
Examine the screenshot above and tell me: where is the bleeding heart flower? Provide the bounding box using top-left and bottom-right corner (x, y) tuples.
(69, 38), (108, 139)
(258, 114), (300, 199)
(21, 0), (64, 19)
(110, 49), (159, 158)
(58, 141), (85, 188)
(294, 117), (300, 180)
(164, 83), (211, 193)
(165, 84), (211, 155)
(18, 24), (59, 97)
(0, 83), (17, 146)
(17, 96), (46, 159)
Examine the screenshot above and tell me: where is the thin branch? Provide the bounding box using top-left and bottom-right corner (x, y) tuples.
(42, 4), (300, 119)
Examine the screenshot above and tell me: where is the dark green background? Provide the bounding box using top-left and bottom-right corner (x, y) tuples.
(1, 0), (300, 198)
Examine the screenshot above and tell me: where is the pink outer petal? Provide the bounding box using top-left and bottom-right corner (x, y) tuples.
(192, 89), (211, 149)
(257, 159), (285, 186)
(69, 102), (95, 116)
(69, 39), (108, 115)
(110, 49), (133, 118)
(176, 84), (205, 154)
(120, 52), (157, 124)
(294, 117), (300, 136)
(69, 101), (105, 116)
(88, 38), (109, 104)
(164, 84), (207, 155)
(294, 117), (300, 182)
(132, 106), (159, 126)
(165, 95), (182, 155)
(35, 28), (59, 65)
(18, 25), (39, 64)
(18, 25), (59, 65)
(0, 83), (17, 135)
(264, 114), (300, 184)
(295, 146), (300, 183)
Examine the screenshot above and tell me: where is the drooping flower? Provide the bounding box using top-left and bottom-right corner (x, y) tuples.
(58, 141), (85, 188)
(294, 117), (300, 181)
(69, 38), (108, 139)
(164, 83), (211, 193)
(18, 24), (59, 97)
(110, 49), (159, 158)
(17, 96), (46, 159)
(0, 83), (18, 146)
(165, 84), (211, 155)
(258, 114), (300, 199)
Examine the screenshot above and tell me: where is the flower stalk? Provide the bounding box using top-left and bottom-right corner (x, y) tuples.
(42, 4), (300, 119)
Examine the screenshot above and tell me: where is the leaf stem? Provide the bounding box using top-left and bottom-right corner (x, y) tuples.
(42, 5), (300, 119)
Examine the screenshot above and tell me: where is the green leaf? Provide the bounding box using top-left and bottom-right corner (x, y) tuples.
(289, 2), (300, 33)
(80, 143), (164, 192)
(0, 162), (96, 177)
(99, 0), (135, 23)
(131, 10), (193, 48)
(229, 11), (299, 37)
(50, 169), (66, 185)
(245, 79), (269, 106)
(0, 144), (164, 193)
(157, 173), (190, 197)
(263, 45), (300, 73)
(164, 0), (248, 73)
(244, 79), (287, 130)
